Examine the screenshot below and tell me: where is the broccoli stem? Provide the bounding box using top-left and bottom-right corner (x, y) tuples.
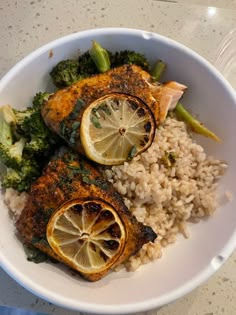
(0, 105), (16, 146)
(151, 60), (166, 81)
(149, 61), (220, 142)
(174, 102), (221, 142)
(89, 40), (111, 73)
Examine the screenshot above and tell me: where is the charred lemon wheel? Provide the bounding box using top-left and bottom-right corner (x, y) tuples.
(46, 198), (126, 275)
(80, 93), (156, 165)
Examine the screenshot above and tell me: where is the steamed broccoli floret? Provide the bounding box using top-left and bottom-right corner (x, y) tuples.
(13, 108), (35, 126)
(78, 51), (99, 77)
(14, 93), (60, 155)
(15, 110), (51, 154)
(2, 161), (40, 192)
(0, 95), (62, 192)
(111, 50), (150, 71)
(0, 105), (25, 169)
(49, 43), (151, 89)
(0, 138), (26, 169)
(13, 92), (51, 128)
(50, 59), (82, 88)
(32, 92), (52, 110)
(0, 105), (41, 191)
(50, 53), (100, 89)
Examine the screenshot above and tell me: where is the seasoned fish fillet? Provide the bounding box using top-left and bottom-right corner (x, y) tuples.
(16, 148), (157, 281)
(41, 64), (186, 152)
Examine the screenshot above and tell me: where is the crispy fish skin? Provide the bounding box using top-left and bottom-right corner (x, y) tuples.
(16, 148), (157, 281)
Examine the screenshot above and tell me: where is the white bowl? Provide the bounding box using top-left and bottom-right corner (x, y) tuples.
(0, 28), (236, 314)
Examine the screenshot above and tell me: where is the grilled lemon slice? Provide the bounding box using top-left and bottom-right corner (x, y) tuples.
(80, 93), (156, 165)
(47, 198), (126, 277)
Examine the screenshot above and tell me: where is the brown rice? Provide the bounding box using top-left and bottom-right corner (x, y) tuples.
(104, 116), (227, 271)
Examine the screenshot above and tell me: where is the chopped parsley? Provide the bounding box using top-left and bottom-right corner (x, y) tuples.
(161, 151), (177, 168)
(60, 98), (84, 144)
(127, 145), (137, 161)
(69, 98), (85, 120)
(82, 175), (109, 190)
(91, 115), (102, 129)
(67, 165), (91, 175)
(97, 104), (112, 115)
(23, 244), (49, 264)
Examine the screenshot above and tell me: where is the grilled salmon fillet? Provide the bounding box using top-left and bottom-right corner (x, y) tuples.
(16, 148), (157, 281)
(41, 64), (186, 152)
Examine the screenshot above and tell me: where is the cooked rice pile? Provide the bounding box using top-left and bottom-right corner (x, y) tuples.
(104, 116), (227, 271)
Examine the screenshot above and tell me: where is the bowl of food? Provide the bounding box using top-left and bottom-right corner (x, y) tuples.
(0, 28), (236, 314)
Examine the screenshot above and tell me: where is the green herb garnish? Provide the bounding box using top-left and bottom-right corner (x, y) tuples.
(98, 104), (112, 115)
(161, 151), (177, 168)
(72, 121), (80, 130)
(69, 98), (85, 120)
(127, 145), (137, 161)
(67, 165), (91, 175)
(23, 244), (49, 264)
(82, 175), (109, 190)
(91, 115), (102, 129)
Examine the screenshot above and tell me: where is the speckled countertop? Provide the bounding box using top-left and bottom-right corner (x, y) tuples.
(0, 1), (236, 315)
